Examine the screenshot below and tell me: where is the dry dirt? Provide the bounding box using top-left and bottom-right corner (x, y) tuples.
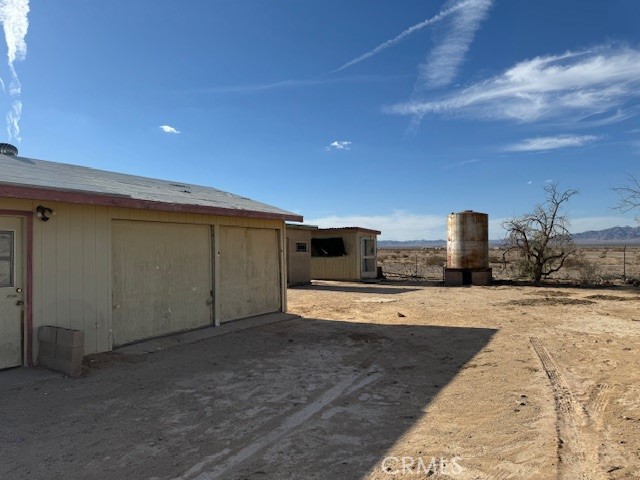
(0, 280), (639, 479)
(287, 281), (640, 479)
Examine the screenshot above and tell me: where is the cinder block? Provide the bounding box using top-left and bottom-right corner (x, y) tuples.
(38, 326), (57, 344)
(471, 269), (492, 286)
(56, 328), (84, 348)
(37, 354), (55, 369)
(53, 358), (82, 377)
(444, 269), (464, 286)
(39, 342), (56, 359)
(55, 344), (84, 363)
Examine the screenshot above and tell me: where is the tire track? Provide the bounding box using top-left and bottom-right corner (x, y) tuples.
(529, 337), (605, 480)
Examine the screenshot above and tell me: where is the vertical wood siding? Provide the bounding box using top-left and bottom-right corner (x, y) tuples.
(0, 198), (285, 357)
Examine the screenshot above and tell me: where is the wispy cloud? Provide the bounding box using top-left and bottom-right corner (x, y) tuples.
(159, 124), (181, 134)
(387, 45), (640, 125)
(443, 158), (481, 169)
(417, 0), (493, 89)
(332, 0), (480, 74)
(199, 74), (410, 94)
(325, 140), (352, 151)
(0, 0), (29, 142)
(505, 134), (601, 152)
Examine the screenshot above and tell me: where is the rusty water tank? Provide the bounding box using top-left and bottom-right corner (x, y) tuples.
(447, 210), (489, 270)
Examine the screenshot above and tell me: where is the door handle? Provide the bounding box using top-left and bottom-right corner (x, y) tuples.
(16, 300), (24, 306)
(6, 294), (18, 298)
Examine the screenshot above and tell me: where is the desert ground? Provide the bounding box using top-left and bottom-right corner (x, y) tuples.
(1, 277), (639, 479)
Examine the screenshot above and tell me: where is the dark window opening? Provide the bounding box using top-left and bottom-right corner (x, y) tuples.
(295, 242), (308, 253)
(311, 237), (346, 257)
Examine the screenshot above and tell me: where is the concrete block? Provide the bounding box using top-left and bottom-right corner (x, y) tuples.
(471, 269), (492, 286)
(38, 326), (57, 344)
(39, 342), (56, 359)
(37, 354), (55, 369)
(56, 328), (84, 348)
(55, 344), (84, 363)
(53, 358), (82, 377)
(444, 269), (464, 286)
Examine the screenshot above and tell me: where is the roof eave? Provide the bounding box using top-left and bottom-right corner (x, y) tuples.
(0, 184), (303, 222)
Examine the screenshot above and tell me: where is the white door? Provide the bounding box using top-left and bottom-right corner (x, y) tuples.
(112, 221), (213, 346)
(0, 217), (24, 368)
(360, 236), (377, 279)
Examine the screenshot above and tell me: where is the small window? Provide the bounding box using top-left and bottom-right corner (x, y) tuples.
(0, 231), (14, 288)
(311, 237), (347, 257)
(295, 242), (308, 253)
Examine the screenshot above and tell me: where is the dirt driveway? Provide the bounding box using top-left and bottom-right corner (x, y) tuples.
(1, 280), (639, 479)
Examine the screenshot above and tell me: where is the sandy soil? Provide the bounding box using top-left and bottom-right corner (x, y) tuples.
(288, 281), (640, 479)
(0, 280), (639, 479)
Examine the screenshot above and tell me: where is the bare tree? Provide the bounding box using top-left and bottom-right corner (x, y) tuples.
(612, 173), (640, 220)
(502, 183), (578, 285)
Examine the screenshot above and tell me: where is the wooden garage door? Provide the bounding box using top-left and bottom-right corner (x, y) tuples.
(112, 221), (213, 346)
(219, 227), (281, 322)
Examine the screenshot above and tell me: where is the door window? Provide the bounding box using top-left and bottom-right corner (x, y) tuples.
(0, 231), (14, 287)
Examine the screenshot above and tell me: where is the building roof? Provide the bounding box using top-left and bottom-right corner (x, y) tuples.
(0, 153), (303, 222)
(314, 227), (382, 235)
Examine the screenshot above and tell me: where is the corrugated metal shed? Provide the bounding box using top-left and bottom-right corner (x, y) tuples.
(0, 154), (302, 221)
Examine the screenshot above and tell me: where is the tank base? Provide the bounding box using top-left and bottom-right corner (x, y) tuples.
(444, 268), (492, 286)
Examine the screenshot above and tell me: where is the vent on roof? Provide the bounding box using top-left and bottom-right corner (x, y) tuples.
(0, 143), (18, 156)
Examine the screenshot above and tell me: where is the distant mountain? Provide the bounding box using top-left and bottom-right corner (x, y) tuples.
(571, 226), (640, 243)
(378, 239), (446, 248)
(379, 226), (640, 248)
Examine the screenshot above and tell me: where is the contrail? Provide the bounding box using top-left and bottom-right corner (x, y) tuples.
(331, 0), (479, 74)
(0, 0), (29, 142)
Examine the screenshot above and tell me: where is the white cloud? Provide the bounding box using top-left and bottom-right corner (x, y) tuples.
(417, 0), (492, 89)
(0, 0), (29, 142)
(387, 45), (640, 125)
(442, 158), (481, 169)
(200, 74), (411, 94)
(159, 124), (181, 134)
(325, 140), (352, 151)
(306, 211), (446, 241)
(332, 0), (481, 74)
(306, 211), (637, 241)
(505, 134), (601, 152)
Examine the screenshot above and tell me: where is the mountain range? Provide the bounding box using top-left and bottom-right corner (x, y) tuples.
(379, 226), (640, 248)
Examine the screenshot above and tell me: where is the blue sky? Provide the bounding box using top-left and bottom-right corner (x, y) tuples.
(1, 0), (640, 239)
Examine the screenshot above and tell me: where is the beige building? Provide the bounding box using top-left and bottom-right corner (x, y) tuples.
(310, 227), (380, 281)
(285, 223), (315, 286)
(0, 147), (302, 369)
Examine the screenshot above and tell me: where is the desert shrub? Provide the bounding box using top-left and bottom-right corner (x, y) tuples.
(566, 253), (601, 285)
(489, 253), (504, 264)
(424, 254), (446, 266)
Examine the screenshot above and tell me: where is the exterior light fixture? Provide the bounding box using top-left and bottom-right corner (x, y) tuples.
(35, 205), (54, 222)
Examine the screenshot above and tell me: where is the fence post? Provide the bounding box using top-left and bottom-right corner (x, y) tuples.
(623, 245), (626, 281)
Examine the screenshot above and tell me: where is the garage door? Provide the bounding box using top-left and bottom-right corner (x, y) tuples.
(112, 221), (213, 346)
(219, 227), (281, 322)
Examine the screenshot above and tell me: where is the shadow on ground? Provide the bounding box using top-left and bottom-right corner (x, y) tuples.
(295, 282), (423, 295)
(0, 317), (496, 480)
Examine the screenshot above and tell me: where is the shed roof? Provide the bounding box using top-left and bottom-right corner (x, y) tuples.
(0, 154), (303, 222)
(314, 227), (382, 235)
